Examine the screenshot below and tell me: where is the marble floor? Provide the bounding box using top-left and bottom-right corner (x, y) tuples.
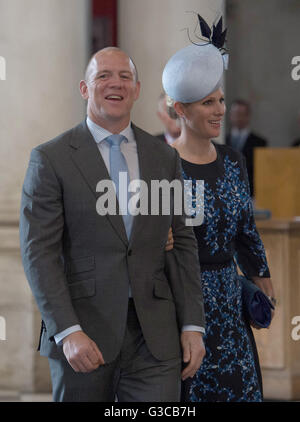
(0, 389), (297, 403)
(0, 390), (52, 402)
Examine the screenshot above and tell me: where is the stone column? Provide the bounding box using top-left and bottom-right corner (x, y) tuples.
(0, 0), (90, 393)
(118, 0), (225, 139)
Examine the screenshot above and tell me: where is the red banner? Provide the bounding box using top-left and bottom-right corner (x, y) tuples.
(92, 0), (117, 53)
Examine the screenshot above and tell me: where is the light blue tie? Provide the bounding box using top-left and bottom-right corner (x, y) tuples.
(106, 134), (133, 239)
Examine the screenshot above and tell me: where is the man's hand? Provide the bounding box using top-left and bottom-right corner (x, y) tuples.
(165, 227), (174, 251)
(181, 331), (205, 381)
(63, 331), (105, 373)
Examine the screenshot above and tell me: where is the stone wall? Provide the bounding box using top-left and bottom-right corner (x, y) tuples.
(118, 0), (225, 139)
(226, 0), (300, 147)
(0, 0), (90, 393)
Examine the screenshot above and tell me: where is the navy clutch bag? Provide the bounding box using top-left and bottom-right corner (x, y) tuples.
(239, 276), (274, 328)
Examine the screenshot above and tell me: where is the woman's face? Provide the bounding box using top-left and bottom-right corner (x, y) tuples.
(176, 88), (226, 139)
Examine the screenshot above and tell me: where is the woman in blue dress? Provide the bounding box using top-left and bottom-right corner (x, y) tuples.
(162, 18), (276, 402)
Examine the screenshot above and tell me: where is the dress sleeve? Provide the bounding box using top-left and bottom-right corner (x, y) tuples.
(235, 156), (270, 278)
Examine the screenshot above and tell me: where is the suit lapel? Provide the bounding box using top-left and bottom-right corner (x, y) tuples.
(242, 133), (251, 154)
(128, 124), (156, 247)
(69, 120), (128, 245)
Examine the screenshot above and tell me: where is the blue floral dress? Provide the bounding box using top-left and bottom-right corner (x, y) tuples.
(181, 143), (270, 402)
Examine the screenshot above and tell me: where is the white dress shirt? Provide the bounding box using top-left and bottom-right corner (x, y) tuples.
(230, 127), (250, 151)
(165, 132), (177, 145)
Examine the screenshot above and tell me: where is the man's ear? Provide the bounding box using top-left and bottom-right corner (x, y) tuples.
(134, 81), (141, 101)
(79, 80), (89, 100)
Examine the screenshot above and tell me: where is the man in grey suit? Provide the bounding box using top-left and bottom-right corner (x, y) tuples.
(19, 47), (205, 402)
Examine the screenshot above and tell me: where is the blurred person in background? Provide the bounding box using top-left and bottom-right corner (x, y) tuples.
(156, 92), (181, 144)
(226, 99), (268, 197)
(291, 110), (300, 146)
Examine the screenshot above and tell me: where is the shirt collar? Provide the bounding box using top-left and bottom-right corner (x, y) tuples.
(165, 132), (177, 145)
(86, 117), (134, 144)
(231, 127), (250, 138)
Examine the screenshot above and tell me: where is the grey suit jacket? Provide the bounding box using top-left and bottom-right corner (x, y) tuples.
(19, 120), (205, 363)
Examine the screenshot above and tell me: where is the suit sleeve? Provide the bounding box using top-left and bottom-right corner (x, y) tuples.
(235, 156), (270, 278)
(19, 148), (80, 340)
(164, 149), (206, 329)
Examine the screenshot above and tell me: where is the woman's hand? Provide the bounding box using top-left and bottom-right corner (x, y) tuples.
(165, 227), (174, 251)
(250, 321), (263, 330)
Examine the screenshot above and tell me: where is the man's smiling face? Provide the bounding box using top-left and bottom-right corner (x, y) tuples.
(80, 49), (140, 131)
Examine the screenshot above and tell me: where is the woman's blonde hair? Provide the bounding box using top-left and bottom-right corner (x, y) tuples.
(165, 95), (178, 120)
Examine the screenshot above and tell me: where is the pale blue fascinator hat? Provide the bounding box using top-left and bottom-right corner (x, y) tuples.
(162, 15), (228, 103)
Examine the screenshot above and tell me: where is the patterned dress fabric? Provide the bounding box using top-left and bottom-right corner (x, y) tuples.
(181, 143), (270, 402)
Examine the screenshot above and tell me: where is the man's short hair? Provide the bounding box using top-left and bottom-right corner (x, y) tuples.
(84, 47), (139, 83)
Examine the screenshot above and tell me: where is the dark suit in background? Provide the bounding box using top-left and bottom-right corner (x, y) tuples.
(226, 132), (267, 197)
(227, 100), (269, 198)
(156, 132), (167, 143)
